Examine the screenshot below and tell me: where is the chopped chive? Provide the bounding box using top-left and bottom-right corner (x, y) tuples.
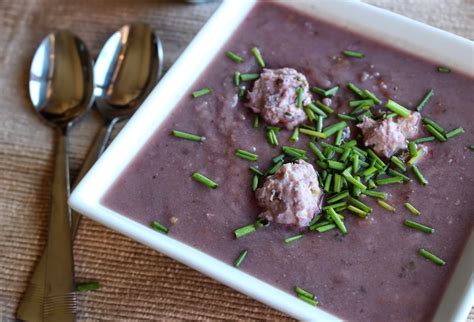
(290, 128), (299, 142)
(408, 141), (417, 156)
(348, 197), (372, 213)
(234, 249), (248, 267)
(249, 166), (264, 176)
(335, 129), (344, 146)
(295, 287), (315, 300)
(368, 179), (377, 189)
(252, 175), (258, 191)
(424, 124), (447, 142)
(283, 146), (306, 155)
(234, 71), (241, 86)
(317, 115), (324, 132)
(375, 176), (403, 185)
(308, 142), (326, 161)
(240, 73), (260, 81)
(253, 115), (259, 128)
(342, 170), (367, 191)
(76, 281), (100, 292)
(390, 156), (407, 172)
(282, 147), (307, 160)
(348, 205), (368, 218)
(284, 233), (304, 244)
(151, 221), (169, 234)
(267, 161), (283, 175)
(352, 154), (359, 174)
(327, 208), (347, 234)
(172, 130), (205, 142)
(347, 82), (365, 98)
(300, 128), (327, 139)
(367, 149), (386, 167)
(324, 174), (333, 192)
(305, 106), (316, 122)
(251, 47), (265, 68)
(388, 169), (411, 182)
(307, 103), (328, 117)
(419, 248), (446, 266)
(327, 160), (345, 171)
(323, 121), (347, 138)
(315, 100), (335, 114)
(297, 293), (319, 306)
(267, 128), (279, 146)
(340, 146), (352, 162)
(343, 50), (364, 58)
(234, 223), (256, 238)
(404, 219), (434, 234)
(412, 165), (428, 185)
(327, 190), (349, 204)
(404, 202), (421, 216)
(407, 148), (426, 166)
(296, 87), (304, 108)
(352, 175), (362, 197)
(362, 189), (387, 199)
(362, 166), (377, 178)
(192, 172), (218, 189)
(311, 86), (326, 96)
(312, 85), (339, 97)
(385, 99), (411, 118)
(235, 148), (258, 161)
(414, 136), (435, 144)
(350, 99), (373, 108)
(437, 66), (450, 73)
(338, 113), (357, 121)
(363, 89), (382, 105)
(469, 145), (474, 151)
(422, 117), (445, 133)
(225, 51), (243, 63)
(272, 154), (285, 163)
(321, 142), (344, 153)
(416, 89), (434, 112)
(309, 214), (322, 227)
(192, 87), (212, 98)
(446, 127), (464, 139)
(377, 200), (396, 212)
(314, 223), (336, 233)
(333, 174), (342, 193)
(315, 160), (328, 170)
(324, 146), (335, 159)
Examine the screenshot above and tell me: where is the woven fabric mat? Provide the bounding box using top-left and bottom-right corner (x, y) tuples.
(0, 0), (472, 320)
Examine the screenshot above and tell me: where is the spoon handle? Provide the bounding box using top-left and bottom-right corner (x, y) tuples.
(71, 117), (119, 235)
(42, 129), (76, 322)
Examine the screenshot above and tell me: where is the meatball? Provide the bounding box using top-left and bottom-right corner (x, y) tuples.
(247, 68), (312, 130)
(255, 160), (322, 228)
(357, 112), (421, 158)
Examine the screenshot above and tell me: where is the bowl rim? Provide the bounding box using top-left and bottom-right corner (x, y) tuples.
(70, 0), (474, 320)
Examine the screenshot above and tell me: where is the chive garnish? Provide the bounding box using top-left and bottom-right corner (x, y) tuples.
(314, 223), (336, 233)
(300, 128), (327, 139)
(234, 249), (248, 267)
(272, 154), (285, 163)
(308, 142), (326, 161)
(424, 124), (447, 142)
(327, 160), (345, 171)
(347, 82), (365, 98)
(323, 121), (347, 138)
(377, 200), (395, 212)
(385, 99), (411, 118)
(171, 130), (205, 142)
(327, 190), (349, 204)
(315, 100), (335, 114)
(368, 179), (377, 189)
(334, 129), (344, 146)
(295, 287), (316, 300)
(76, 281), (100, 292)
(290, 128), (299, 142)
(404, 219), (434, 234)
(234, 71), (241, 86)
(267, 128), (279, 146)
(253, 115), (259, 128)
(234, 223), (256, 238)
(282, 146), (307, 160)
(267, 161), (283, 175)
(445, 127), (464, 139)
(419, 248), (446, 266)
(414, 136), (435, 144)
(375, 176), (403, 185)
(388, 169), (411, 182)
(342, 168), (367, 191)
(192, 172), (218, 189)
(338, 113), (357, 121)
(307, 103), (327, 117)
(151, 221), (169, 234)
(404, 202), (421, 216)
(352, 154), (359, 173)
(416, 89), (434, 112)
(350, 99), (373, 108)
(312, 86), (339, 97)
(348, 197), (372, 213)
(305, 107), (316, 122)
(192, 87), (212, 98)
(333, 174), (342, 193)
(408, 141), (417, 156)
(327, 208), (347, 234)
(225, 51), (243, 63)
(251, 47), (265, 68)
(422, 117), (445, 133)
(284, 234), (304, 244)
(324, 174), (333, 192)
(348, 205), (368, 218)
(412, 164), (428, 185)
(362, 189), (387, 199)
(249, 166), (263, 176)
(343, 50), (364, 58)
(407, 148), (425, 166)
(317, 115), (324, 132)
(240, 73), (260, 81)
(296, 87), (304, 108)
(235, 148), (258, 161)
(363, 89), (382, 105)
(437, 66), (450, 73)
(390, 156), (407, 172)
(252, 175), (259, 192)
(297, 293), (319, 306)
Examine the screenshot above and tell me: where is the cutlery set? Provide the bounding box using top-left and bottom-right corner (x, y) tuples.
(17, 23), (163, 322)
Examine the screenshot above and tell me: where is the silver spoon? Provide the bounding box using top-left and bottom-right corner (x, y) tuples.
(17, 24), (163, 321)
(17, 31), (94, 322)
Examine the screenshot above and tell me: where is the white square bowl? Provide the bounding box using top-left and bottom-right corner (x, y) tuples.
(69, 0), (474, 320)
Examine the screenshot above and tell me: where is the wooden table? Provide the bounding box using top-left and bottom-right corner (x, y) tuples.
(0, 0), (472, 320)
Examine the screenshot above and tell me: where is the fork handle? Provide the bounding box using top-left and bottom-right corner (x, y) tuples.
(42, 129), (75, 322)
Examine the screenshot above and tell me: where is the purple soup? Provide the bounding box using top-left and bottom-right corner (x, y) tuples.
(102, 2), (474, 321)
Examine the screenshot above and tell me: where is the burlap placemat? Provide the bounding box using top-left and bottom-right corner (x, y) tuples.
(0, 0), (472, 320)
